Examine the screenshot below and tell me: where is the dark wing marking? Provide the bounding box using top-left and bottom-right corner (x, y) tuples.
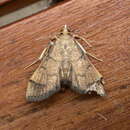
(71, 55), (105, 96)
(26, 57), (61, 102)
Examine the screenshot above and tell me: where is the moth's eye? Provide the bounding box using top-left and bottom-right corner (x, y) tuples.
(67, 28), (71, 32)
(51, 37), (56, 42)
(60, 29), (64, 33)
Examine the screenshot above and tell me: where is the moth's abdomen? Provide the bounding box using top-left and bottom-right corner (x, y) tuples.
(60, 60), (72, 81)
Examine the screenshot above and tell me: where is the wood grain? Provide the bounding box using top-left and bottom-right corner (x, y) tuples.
(0, 0), (42, 16)
(0, 0), (130, 130)
(0, 0), (11, 6)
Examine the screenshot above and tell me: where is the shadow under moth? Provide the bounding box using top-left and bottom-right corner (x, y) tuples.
(26, 25), (106, 102)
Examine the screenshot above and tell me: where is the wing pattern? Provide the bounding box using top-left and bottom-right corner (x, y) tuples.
(26, 57), (61, 101)
(26, 25), (106, 102)
(71, 54), (105, 96)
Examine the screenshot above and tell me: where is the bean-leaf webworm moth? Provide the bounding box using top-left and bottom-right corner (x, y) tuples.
(26, 25), (106, 102)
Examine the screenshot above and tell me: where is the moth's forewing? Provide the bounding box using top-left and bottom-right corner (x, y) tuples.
(70, 45), (105, 96)
(26, 48), (61, 102)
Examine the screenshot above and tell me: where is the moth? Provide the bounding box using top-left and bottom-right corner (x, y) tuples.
(26, 25), (106, 102)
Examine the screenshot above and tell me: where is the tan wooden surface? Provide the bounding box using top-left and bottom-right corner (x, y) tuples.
(0, 0), (130, 130)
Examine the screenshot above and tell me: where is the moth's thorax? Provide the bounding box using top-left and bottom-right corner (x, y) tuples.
(49, 33), (82, 62)
(59, 33), (72, 41)
(58, 34), (74, 55)
(59, 36), (73, 47)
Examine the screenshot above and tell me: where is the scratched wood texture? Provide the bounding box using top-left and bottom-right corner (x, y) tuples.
(0, 0), (130, 130)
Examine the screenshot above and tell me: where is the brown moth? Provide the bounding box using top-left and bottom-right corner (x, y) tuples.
(26, 25), (106, 102)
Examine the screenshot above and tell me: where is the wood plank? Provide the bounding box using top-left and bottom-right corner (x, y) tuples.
(0, 0), (44, 16)
(0, 0), (130, 130)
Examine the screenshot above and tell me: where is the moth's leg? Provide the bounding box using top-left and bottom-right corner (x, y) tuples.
(85, 39), (96, 43)
(39, 47), (48, 60)
(85, 51), (103, 62)
(24, 48), (47, 69)
(75, 40), (102, 62)
(73, 34), (92, 47)
(75, 40), (87, 54)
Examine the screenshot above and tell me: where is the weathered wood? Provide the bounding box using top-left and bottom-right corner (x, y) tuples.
(0, 0), (130, 130)
(0, 0), (44, 16)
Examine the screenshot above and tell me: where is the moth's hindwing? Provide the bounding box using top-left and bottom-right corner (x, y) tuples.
(26, 57), (60, 102)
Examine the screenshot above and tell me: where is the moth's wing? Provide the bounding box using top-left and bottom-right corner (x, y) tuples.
(26, 57), (61, 102)
(71, 54), (105, 96)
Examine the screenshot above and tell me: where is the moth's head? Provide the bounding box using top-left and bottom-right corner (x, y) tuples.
(60, 25), (70, 35)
